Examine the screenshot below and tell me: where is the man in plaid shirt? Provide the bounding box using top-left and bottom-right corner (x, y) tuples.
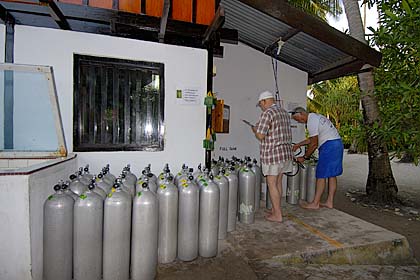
(252, 91), (293, 222)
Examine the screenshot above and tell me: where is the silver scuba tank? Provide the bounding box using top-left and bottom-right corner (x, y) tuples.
(235, 160), (243, 214)
(306, 161), (317, 203)
(196, 168), (211, 189)
(157, 175), (178, 264)
(199, 174), (220, 258)
(224, 159), (231, 171)
(123, 164), (137, 187)
(81, 164), (94, 185)
(131, 181), (159, 280)
(214, 170), (229, 240)
(73, 183), (103, 280)
(69, 173), (88, 196)
(90, 178), (107, 200)
(62, 181), (78, 201)
(174, 163), (188, 185)
(137, 169), (158, 193)
(225, 167), (239, 232)
(102, 164), (116, 185)
(193, 163), (203, 183)
(103, 182), (132, 280)
(211, 159), (220, 176)
(96, 172), (112, 194)
(238, 164), (256, 224)
(158, 163), (173, 185)
(251, 159), (262, 210)
(229, 160), (239, 176)
(145, 164), (158, 185)
(77, 167), (89, 185)
(121, 172), (135, 197)
(43, 184), (74, 280)
(299, 162), (309, 200)
(286, 162), (300, 205)
(177, 173), (199, 261)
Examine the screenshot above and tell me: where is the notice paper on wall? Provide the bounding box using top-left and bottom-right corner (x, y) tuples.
(176, 87), (201, 105)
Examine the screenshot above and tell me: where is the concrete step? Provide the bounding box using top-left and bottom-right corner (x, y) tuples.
(158, 202), (416, 279)
(229, 203), (416, 266)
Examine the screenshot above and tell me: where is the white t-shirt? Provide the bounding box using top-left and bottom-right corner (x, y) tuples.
(307, 113), (341, 148)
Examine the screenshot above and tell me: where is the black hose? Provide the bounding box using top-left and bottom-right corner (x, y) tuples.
(285, 143), (305, 177)
(284, 160), (303, 177)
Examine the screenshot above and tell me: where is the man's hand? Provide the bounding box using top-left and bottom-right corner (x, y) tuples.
(296, 156), (305, 163)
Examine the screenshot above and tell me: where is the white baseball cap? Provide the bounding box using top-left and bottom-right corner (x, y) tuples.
(258, 91), (274, 102)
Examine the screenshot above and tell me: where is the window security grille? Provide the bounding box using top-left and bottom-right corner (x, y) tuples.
(73, 55), (164, 151)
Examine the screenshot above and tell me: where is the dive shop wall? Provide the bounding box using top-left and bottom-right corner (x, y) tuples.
(213, 42), (308, 161)
(0, 24), (5, 148)
(9, 25), (207, 173)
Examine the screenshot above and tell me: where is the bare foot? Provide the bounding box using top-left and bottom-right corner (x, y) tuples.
(264, 208), (273, 214)
(300, 202), (320, 210)
(320, 202), (333, 209)
(299, 200), (308, 207)
(265, 214), (283, 223)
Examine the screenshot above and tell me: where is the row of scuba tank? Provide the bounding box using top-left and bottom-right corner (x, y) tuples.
(284, 160), (318, 206)
(43, 157), (263, 280)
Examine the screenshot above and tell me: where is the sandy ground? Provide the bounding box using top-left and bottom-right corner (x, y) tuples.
(335, 152), (420, 259)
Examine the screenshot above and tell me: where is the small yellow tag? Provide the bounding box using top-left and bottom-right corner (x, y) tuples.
(111, 188), (116, 193)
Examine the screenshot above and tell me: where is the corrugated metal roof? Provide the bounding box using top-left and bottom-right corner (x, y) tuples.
(221, 0), (381, 83)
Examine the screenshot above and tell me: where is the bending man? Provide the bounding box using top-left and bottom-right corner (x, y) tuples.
(251, 91), (293, 222)
(291, 107), (343, 209)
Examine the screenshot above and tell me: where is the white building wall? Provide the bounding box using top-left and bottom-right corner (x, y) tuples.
(12, 25), (208, 174)
(0, 24), (5, 149)
(213, 42), (308, 161)
(0, 175), (31, 280)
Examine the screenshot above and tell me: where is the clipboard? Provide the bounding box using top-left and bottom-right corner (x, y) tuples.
(242, 119), (254, 127)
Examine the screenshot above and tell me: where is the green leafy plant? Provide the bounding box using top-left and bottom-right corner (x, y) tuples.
(366, 0), (420, 164)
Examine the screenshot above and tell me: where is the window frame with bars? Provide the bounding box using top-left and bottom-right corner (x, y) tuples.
(73, 54), (165, 152)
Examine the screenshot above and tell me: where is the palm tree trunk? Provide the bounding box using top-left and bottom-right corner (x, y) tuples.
(342, 0), (398, 203)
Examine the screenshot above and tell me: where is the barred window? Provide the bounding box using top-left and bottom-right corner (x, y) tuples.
(73, 55), (164, 151)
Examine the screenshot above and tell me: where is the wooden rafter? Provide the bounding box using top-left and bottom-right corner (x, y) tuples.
(202, 5), (225, 46)
(39, 0), (71, 30)
(158, 0), (170, 43)
(309, 59), (365, 84)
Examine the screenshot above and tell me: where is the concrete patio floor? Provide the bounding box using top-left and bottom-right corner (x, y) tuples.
(157, 201), (418, 279)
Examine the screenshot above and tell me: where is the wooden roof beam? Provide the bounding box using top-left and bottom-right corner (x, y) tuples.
(0, 2), (15, 24)
(219, 27), (238, 44)
(39, 0), (71, 30)
(202, 5), (225, 46)
(309, 59), (365, 84)
(158, 0), (170, 43)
